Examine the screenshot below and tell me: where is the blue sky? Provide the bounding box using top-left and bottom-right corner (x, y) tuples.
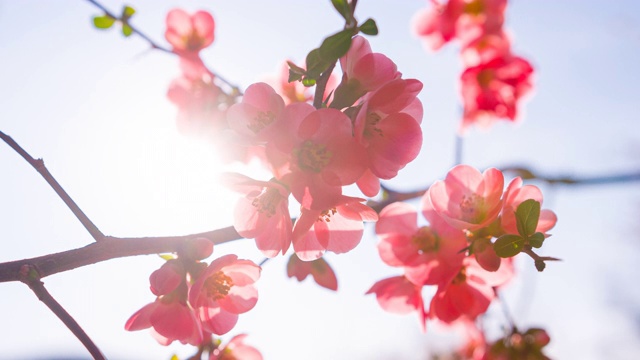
(1, 1), (639, 359)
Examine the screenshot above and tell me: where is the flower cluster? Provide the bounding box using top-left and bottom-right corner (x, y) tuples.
(165, 9), (235, 138)
(125, 238), (261, 354)
(223, 35), (423, 261)
(413, 0), (534, 132)
(368, 165), (556, 331)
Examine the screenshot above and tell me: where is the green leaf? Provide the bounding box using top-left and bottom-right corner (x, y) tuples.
(122, 5), (136, 19)
(331, 0), (352, 23)
(288, 70), (303, 83)
(318, 29), (354, 61)
(359, 18), (378, 36)
(305, 48), (327, 79)
(287, 61), (306, 83)
(122, 24), (133, 37)
(493, 234), (525, 258)
(515, 199), (541, 238)
(528, 232), (545, 248)
(158, 254), (175, 261)
(93, 15), (116, 29)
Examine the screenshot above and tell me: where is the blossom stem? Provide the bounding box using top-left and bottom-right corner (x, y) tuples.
(83, 0), (242, 94)
(0, 130), (105, 242)
(313, 61), (337, 109)
(454, 134), (464, 166)
(495, 288), (517, 331)
(19, 265), (106, 360)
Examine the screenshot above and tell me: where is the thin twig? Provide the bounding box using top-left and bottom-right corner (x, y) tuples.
(0, 227), (241, 283)
(0, 131), (105, 242)
(19, 265), (106, 360)
(313, 62), (337, 109)
(84, 0), (242, 93)
(454, 134), (463, 166)
(495, 289), (517, 331)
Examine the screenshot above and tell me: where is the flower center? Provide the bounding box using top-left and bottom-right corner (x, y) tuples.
(247, 110), (276, 134)
(453, 266), (467, 285)
(364, 112), (384, 138)
(477, 69), (494, 88)
(464, 0), (485, 16)
(460, 194), (485, 223)
(203, 271), (234, 300)
(317, 208), (337, 222)
(412, 226), (439, 254)
(294, 141), (332, 173)
(251, 187), (282, 217)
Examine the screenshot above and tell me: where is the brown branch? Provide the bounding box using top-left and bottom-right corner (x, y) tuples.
(19, 265), (106, 360)
(0, 130), (105, 242)
(313, 61), (337, 109)
(0, 227), (241, 283)
(367, 167), (640, 212)
(84, 0), (242, 94)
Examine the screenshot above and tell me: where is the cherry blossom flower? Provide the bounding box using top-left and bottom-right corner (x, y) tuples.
(375, 200), (466, 286)
(126, 260), (202, 345)
(267, 107), (367, 210)
(460, 53), (534, 132)
(189, 255), (261, 335)
(429, 165), (504, 231)
(226, 82), (285, 141)
(166, 74), (227, 136)
(429, 257), (513, 323)
(287, 254), (338, 291)
(165, 9), (215, 53)
(292, 196), (378, 261)
(412, 0), (507, 51)
(500, 177), (557, 236)
(222, 173), (292, 257)
(354, 78), (424, 180)
(125, 298), (203, 346)
(332, 36), (400, 109)
(366, 276), (427, 331)
(210, 334), (263, 360)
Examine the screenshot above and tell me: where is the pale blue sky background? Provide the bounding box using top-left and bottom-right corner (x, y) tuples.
(1, 1), (639, 359)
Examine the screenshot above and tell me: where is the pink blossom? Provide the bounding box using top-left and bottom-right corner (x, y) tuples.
(226, 82), (285, 141)
(501, 177), (557, 236)
(412, 0), (506, 51)
(354, 78), (424, 180)
(287, 254), (338, 291)
(267, 107), (367, 210)
(189, 255), (261, 335)
(460, 54), (534, 132)
(166, 74), (227, 137)
(376, 200), (466, 286)
(292, 196), (377, 261)
(222, 173), (292, 257)
(332, 36), (400, 108)
(165, 9), (215, 53)
(125, 298), (203, 346)
(429, 165), (504, 231)
(126, 260), (202, 345)
(429, 257), (513, 323)
(210, 334), (263, 360)
(366, 276), (427, 331)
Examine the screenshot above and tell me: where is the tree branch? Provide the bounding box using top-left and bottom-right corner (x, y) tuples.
(0, 227), (241, 283)
(0, 130), (105, 242)
(19, 265), (106, 360)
